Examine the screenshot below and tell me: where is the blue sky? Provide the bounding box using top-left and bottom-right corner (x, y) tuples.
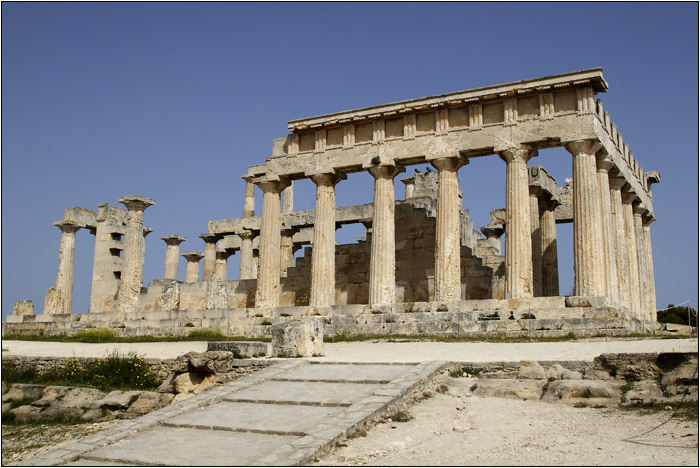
(2, 2), (698, 321)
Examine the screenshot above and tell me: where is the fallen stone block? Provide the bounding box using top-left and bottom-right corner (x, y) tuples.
(97, 390), (143, 410)
(2, 384), (46, 404)
(271, 319), (323, 358)
(126, 392), (174, 415)
(32, 386), (72, 407)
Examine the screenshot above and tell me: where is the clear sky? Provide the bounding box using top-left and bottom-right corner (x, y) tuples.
(2, 2), (698, 321)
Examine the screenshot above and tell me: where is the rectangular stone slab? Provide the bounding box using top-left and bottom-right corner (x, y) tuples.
(274, 363), (414, 383)
(84, 426), (299, 466)
(165, 401), (346, 435)
(226, 380), (382, 406)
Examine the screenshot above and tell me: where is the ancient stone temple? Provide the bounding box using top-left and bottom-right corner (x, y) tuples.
(4, 69), (661, 337)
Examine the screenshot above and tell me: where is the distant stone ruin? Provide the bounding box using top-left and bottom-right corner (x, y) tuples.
(4, 69), (661, 338)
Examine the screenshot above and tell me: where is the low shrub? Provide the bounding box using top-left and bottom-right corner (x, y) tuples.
(187, 328), (226, 341)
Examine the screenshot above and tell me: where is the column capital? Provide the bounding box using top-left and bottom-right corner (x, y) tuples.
(430, 156), (467, 172)
(497, 145), (538, 164)
(632, 203), (648, 216)
(595, 152), (615, 172)
(621, 191), (638, 205)
(199, 233), (220, 244)
(608, 177), (626, 190)
(368, 164), (405, 180)
(53, 220), (81, 234)
(161, 235), (187, 246)
(310, 172), (346, 187)
(181, 251), (204, 263)
(118, 195), (156, 212)
(564, 139), (602, 156)
(143, 227), (153, 237)
(481, 224), (505, 239)
(235, 229), (256, 240)
(255, 178), (290, 194)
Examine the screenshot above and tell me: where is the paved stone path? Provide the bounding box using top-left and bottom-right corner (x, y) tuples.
(19, 360), (446, 466)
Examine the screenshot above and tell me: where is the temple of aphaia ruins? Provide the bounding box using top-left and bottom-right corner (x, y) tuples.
(4, 69), (663, 338)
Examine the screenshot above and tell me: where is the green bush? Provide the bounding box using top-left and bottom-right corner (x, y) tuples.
(187, 328), (226, 341)
(657, 304), (697, 327)
(1, 352), (161, 392)
(69, 329), (117, 342)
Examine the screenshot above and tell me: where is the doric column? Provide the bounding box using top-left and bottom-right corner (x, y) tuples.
(237, 229), (256, 280)
(539, 199), (559, 296)
(282, 181), (294, 214)
(642, 216), (657, 320)
(117, 195), (155, 317)
(621, 192), (641, 314)
(243, 177), (255, 218)
(368, 164), (404, 307)
(53, 221), (81, 314)
(565, 140), (605, 297)
(215, 249), (233, 280)
(310, 173), (344, 307)
(609, 178), (631, 310)
(431, 157), (466, 303)
(255, 179), (290, 310)
(529, 188), (543, 297)
(161, 235), (186, 280)
(401, 176), (416, 199)
(199, 233), (219, 281)
(280, 183), (295, 277)
(633, 203), (649, 320)
(182, 251), (204, 283)
(498, 146), (537, 299)
(596, 154), (619, 304)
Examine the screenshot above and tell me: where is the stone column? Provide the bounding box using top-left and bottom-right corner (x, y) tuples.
(255, 179), (290, 310)
(609, 179), (631, 310)
(621, 192), (641, 314)
(117, 196), (155, 317)
(401, 177), (416, 199)
(280, 227), (296, 277)
(529, 188), (543, 297)
(633, 204), (649, 320)
(368, 164), (404, 307)
(642, 216), (657, 320)
(161, 235), (186, 280)
(215, 250), (233, 281)
(52, 221), (81, 314)
(243, 177), (255, 218)
(498, 146), (537, 299)
(199, 233), (219, 281)
(431, 157), (466, 303)
(182, 251), (204, 283)
(237, 230), (256, 280)
(596, 154), (619, 305)
(565, 140), (605, 297)
(310, 173), (344, 307)
(539, 199), (559, 296)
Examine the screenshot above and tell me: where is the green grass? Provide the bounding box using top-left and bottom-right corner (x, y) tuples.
(2, 331), (271, 343)
(1, 352), (161, 392)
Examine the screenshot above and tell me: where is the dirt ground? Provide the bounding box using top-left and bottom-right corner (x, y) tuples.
(312, 375), (699, 466)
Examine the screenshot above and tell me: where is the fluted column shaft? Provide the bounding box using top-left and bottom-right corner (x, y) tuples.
(310, 173), (343, 307)
(498, 147), (537, 299)
(642, 219), (657, 319)
(529, 190), (543, 297)
(255, 180), (290, 310)
(431, 157), (466, 303)
(565, 140), (604, 297)
(54, 221), (80, 314)
(621, 193), (641, 314)
(215, 250), (232, 280)
(200, 234), (219, 281)
(280, 182), (295, 277)
(596, 156), (619, 304)
(243, 179), (255, 218)
(161, 235), (186, 280)
(609, 179), (631, 310)
(117, 196), (155, 317)
(539, 201), (559, 296)
(368, 165), (403, 307)
(238, 230), (256, 280)
(633, 205), (649, 320)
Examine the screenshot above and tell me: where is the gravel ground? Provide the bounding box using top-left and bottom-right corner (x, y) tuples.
(312, 375), (699, 466)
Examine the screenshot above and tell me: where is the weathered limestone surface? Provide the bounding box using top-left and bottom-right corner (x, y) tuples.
(271, 320), (323, 357)
(200, 233), (220, 282)
(182, 251), (204, 284)
(161, 235), (186, 280)
(256, 180), (290, 311)
(13, 300), (34, 316)
(90, 204), (127, 314)
(51, 221), (80, 314)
